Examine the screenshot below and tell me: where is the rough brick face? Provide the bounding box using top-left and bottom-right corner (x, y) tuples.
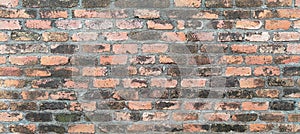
(0, 0), (298, 133)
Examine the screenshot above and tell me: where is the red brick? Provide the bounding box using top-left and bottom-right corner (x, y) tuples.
(0, 0), (18, 7)
(273, 32), (300, 41)
(68, 124), (95, 134)
(69, 102), (96, 111)
(128, 101), (152, 110)
(219, 56), (243, 64)
(82, 67), (107, 77)
(122, 78), (147, 88)
(102, 32), (128, 41)
(181, 78), (206, 87)
(0, 20), (21, 30)
(287, 44), (300, 54)
(142, 44), (168, 53)
(231, 44), (257, 53)
(21, 90), (49, 100)
(55, 20), (82, 30)
(256, 89), (280, 98)
(50, 91), (76, 100)
(116, 20), (143, 29)
(93, 78), (120, 88)
(225, 67), (251, 76)
(130, 55), (155, 64)
(240, 78), (265, 88)
(0, 57), (5, 64)
(9, 56), (38, 65)
(203, 113), (230, 121)
(71, 32), (98, 41)
(25, 20), (51, 29)
(214, 102), (240, 110)
(277, 9), (300, 18)
(242, 102), (269, 110)
(172, 112), (198, 121)
(174, 0), (201, 7)
(0, 9), (35, 18)
(151, 78), (177, 88)
(147, 20), (174, 30)
(134, 9), (160, 19)
(9, 124), (36, 133)
(183, 124), (209, 132)
(161, 32), (186, 42)
(254, 66), (280, 76)
(42, 32), (68, 42)
(112, 44), (138, 54)
(40, 10), (68, 18)
(0, 67), (21, 76)
(112, 89), (139, 100)
(187, 32), (214, 41)
(156, 101), (180, 110)
(236, 20), (262, 29)
(266, 0), (292, 6)
(184, 102), (212, 110)
(245, 55), (272, 64)
(100, 55), (127, 65)
(63, 79), (89, 89)
(249, 124), (273, 132)
(24, 69), (51, 77)
(0, 112), (22, 122)
(265, 20), (291, 30)
(3, 79), (25, 88)
(288, 114), (300, 122)
(0, 32), (8, 41)
(40, 56), (69, 66)
(142, 112), (168, 121)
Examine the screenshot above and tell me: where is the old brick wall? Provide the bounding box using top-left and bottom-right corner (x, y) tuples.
(0, 0), (300, 133)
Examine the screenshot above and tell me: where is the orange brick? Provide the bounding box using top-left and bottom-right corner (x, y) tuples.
(225, 67), (251, 76)
(0, 57), (6, 64)
(40, 10), (68, 18)
(40, 56), (69, 66)
(294, 20), (300, 28)
(112, 44), (138, 54)
(183, 124), (209, 132)
(25, 20), (51, 29)
(203, 113), (230, 121)
(277, 9), (300, 18)
(82, 67), (107, 77)
(3, 79), (25, 88)
(0, 67), (21, 76)
(100, 55), (127, 65)
(9, 56), (38, 65)
(249, 124), (273, 132)
(0, 20), (21, 30)
(93, 78), (120, 88)
(231, 44), (257, 53)
(245, 55), (272, 64)
(0, 0), (18, 8)
(254, 66), (280, 76)
(242, 102), (269, 110)
(256, 89), (280, 98)
(122, 78), (147, 88)
(0, 112), (22, 122)
(236, 20), (262, 29)
(172, 112), (198, 121)
(265, 20), (291, 30)
(0, 32), (8, 42)
(147, 20), (174, 30)
(128, 101), (152, 110)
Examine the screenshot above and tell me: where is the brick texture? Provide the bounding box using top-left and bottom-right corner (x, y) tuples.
(0, 0), (299, 133)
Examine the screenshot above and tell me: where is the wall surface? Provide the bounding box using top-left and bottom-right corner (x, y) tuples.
(0, 0), (300, 133)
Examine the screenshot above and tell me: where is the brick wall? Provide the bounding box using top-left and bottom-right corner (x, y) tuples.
(0, 0), (300, 133)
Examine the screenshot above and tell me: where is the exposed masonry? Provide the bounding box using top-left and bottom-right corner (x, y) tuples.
(0, 0), (300, 133)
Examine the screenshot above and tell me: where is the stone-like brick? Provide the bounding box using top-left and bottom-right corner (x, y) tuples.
(39, 125), (66, 134)
(210, 20), (233, 29)
(85, 20), (112, 30)
(55, 113), (81, 122)
(22, 0), (78, 8)
(10, 102), (37, 111)
(266, 0), (292, 7)
(82, 44), (110, 53)
(273, 32), (300, 41)
(156, 101), (180, 110)
(134, 9), (160, 19)
(0, 20), (21, 30)
(205, 0), (232, 8)
(68, 124), (95, 133)
(129, 31), (161, 41)
(40, 10), (68, 18)
(259, 113), (285, 122)
(42, 32), (68, 42)
(11, 31), (40, 41)
(151, 78), (177, 88)
(218, 32), (243, 42)
(32, 79), (61, 89)
(242, 102), (269, 110)
(245, 32), (270, 42)
(259, 44), (285, 53)
(115, 0), (170, 8)
(232, 113), (258, 122)
(71, 32), (98, 41)
(226, 90), (255, 99)
(0, 44), (48, 54)
(40, 102), (67, 110)
(223, 10), (251, 19)
(235, 0), (263, 7)
(268, 77), (294, 87)
(25, 112), (52, 122)
(184, 102), (212, 110)
(0, 9), (36, 18)
(215, 102), (240, 110)
(82, 0), (111, 8)
(283, 67), (300, 76)
(270, 101), (295, 110)
(9, 124), (36, 134)
(284, 89), (300, 98)
(25, 20), (51, 29)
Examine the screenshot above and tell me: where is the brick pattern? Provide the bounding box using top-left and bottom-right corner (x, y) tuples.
(0, 0), (299, 133)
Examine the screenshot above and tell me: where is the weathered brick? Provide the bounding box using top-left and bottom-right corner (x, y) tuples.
(21, 90), (49, 100)
(223, 10), (251, 19)
(93, 78), (119, 88)
(122, 79), (147, 88)
(142, 44), (168, 53)
(100, 55), (127, 65)
(39, 125), (66, 134)
(283, 67), (300, 76)
(83, 90), (111, 100)
(116, 20), (143, 29)
(134, 9), (160, 19)
(50, 44), (77, 54)
(203, 113), (230, 121)
(40, 102), (67, 110)
(259, 44), (285, 53)
(240, 78), (265, 88)
(242, 102), (269, 110)
(68, 124), (95, 133)
(249, 124), (273, 132)
(231, 44), (257, 53)
(82, 67), (107, 77)
(270, 101), (295, 110)
(147, 20), (173, 30)
(9, 124), (36, 134)
(284, 89), (300, 98)
(22, 0), (78, 8)
(256, 89), (280, 98)
(259, 113), (285, 122)
(277, 9), (300, 18)
(236, 20), (262, 29)
(266, 0), (292, 7)
(0, 9), (36, 18)
(226, 90), (255, 99)
(71, 32), (98, 41)
(0, 20), (21, 30)
(0, 67), (21, 76)
(115, 0), (170, 8)
(205, 0), (232, 8)
(129, 31), (161, 41)
(211, 124), (247, 132)
(218, 32), (243, 42)
(0, 32), (9, 41)
(3, 79), (25, 88)
(9, 56), (38, 65)
(69, 102), (96, 111)
(142, 112), (168, 121)
(55, 113), (81, 122)
(82, 0), (111, 8)
(32, 79), (61, 88)
(184, 102), (212, 110)
(128, 101), (152, 110)
(73, 9), (128, 18)
(0, 112), (22, 121)
(235, 0), (263, 7)
(254, 66), (280, 76)
(114, 112), (141, 121)
(113, 44), (138, 54)
(42, 32), (68, 42)
(10, 102), (37, 111)
(210, 20), (233, 29)
(167, 10), (219, 19)
(99, 125), (128, 133)
(245, 55), (272, 64)
(25, 20), (51, 29)
(50, 90), (76, 100)
(295, 20), (300, 28)
(181, 79), (206, 88)
(102, 32), (128, 41)
(287, 44), (300, 54)
(232, 113), (258, 121)
(0, 44), (48, 54)
(245, 32), (270, 41)
(173, 112), (198, 121)
(174, 0), (201, 7)
(25, 112), (52, 122)
(0, 0), (18, 7)
(55, 20), (82, 30)
(40, 10), (68, 18)
(82, 44), (110, 53)
(273, 32), (300, 41)
(85, 20), (112, 30)
(41, 56), (69, 66)
(63, 79), (89, 89)
(225, 67), (251, 76)
(187, 32), (214, 42)
(268, 77), (294, 87)
(151, 78), (177, 88)
(11, 31), (40, 41)
(215, 102), (240, 110)
(112, 90), (139, 100)
(288, 114), (300, 122)
(156, 101), (180, 110)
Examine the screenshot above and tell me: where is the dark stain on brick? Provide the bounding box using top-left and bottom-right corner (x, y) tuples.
(283, 67), (300, 76)
(51, 45), (77, 54)
(156, 101), (175, 109)
(232, 113), (258, 121)
(83, 90), (111, 100)
(193, 102), (206, 109)
(82, 0), (111, 8)
(10, 125), (35, 134)
(22, 0), (79, 8)
(40, 102), (67, 110)
(224, 10), (251, 19)
(107, 101), (126, 110)
(129, 31), (161, 41)
(130, 112), (141, 122)
(270, 101), (295, 111)
(38, 125), (66, 134)
(235, 0), (263, 7)
(226, 90), (255, 99)
(55, 113), (81, 122)
(25, 112), (52, 122)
